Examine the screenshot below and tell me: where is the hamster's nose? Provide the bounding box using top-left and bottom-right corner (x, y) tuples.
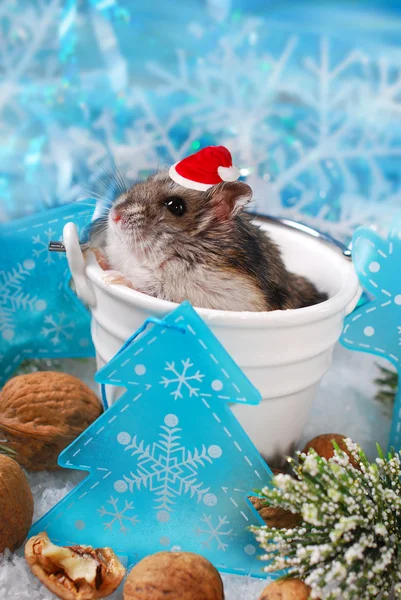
(111, 208), (122, 223)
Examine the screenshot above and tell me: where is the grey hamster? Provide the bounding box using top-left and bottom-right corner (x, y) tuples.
(101, 171), (328, 312)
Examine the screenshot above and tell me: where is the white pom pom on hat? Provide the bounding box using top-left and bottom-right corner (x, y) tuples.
(217, 165), (241, 182)
(169, 145), (241, 191)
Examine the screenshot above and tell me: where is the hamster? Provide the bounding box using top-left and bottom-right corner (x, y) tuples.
(99, 172), (328, 312)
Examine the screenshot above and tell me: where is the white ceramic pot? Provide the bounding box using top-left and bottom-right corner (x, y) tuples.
(63, 217), (361, 464)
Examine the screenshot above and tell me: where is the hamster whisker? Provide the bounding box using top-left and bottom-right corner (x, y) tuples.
(78, 187), (116, 211)
(79, 189), (108, 203)
(88, 175), (120, 200)
(100, 169), (328, 311)
(98, 161), (127, 198)
(77, 187), (100, 200)
(111, 164), (128, 196)
(91, 219), (109, 235)
(86, 162), (126, 207)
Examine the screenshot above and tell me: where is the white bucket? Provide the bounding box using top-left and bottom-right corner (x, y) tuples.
(63, 217), (361, 465)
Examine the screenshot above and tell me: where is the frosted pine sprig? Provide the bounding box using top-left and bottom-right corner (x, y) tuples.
(251, 440), (401, 600)
(375, 365), (398, 413)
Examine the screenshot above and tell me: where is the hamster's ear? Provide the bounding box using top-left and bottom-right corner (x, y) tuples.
(210, 182), (252, 221)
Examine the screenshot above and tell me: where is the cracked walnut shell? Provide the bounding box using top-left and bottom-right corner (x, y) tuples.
(123, 551), (224, 600)
(25, 532), (126, 600)
(0, 372), (102, 470)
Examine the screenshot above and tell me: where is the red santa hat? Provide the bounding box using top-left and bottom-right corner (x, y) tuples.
(169, 145), (240, 191)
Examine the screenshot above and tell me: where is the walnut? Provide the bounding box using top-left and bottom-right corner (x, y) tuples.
(249, 496), (301, 529)
(302, 434), (357, 467)
(259, 579), (316, 600)
(0, 454), (34, 552)
(25, 532), (125, 600)
(0, 372), (102, 470)
(249, 468), (301, 529)
(123, 551), (224, 600)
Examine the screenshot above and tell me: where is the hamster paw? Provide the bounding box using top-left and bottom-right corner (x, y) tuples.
(92, 247), (110, 270)
(102, 270), (134, 289)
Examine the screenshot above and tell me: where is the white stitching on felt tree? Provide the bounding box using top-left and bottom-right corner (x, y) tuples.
(29, 301), (276, 578)
(0, 201), (96, 384)
(341, 220), (401, 449)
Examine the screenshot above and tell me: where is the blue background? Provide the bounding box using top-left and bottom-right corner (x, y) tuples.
(1, 0), (400, 242)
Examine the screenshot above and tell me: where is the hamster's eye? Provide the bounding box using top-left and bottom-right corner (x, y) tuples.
(164, 196), (186, 217)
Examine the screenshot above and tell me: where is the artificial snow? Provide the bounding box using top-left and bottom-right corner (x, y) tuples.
(0, 344), (392, 599)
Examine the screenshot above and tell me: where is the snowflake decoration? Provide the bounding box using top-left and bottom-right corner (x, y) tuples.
(32, 229), (63, 266)
(0, 262), (38, 342)
(41, 313), (75, 346)
(122, 415), (217, 513)
(249, 39), (401, 239)
(90, 88), (205, 187)
(0, 201), (95, 385)
(147, 28), (401, 242)
(1, 0), (401, 243)
(98, 496), (139, 534)
(160, 358), (204, 400)
(28, 301), (273, 576)
(2, 4), (400, 243)
(341, 220), (401, 450)
(0, 0), (68, 218)
(147, 20), (294, 165)
(195, 515), (235, 552)
(0, 0), (62, 119)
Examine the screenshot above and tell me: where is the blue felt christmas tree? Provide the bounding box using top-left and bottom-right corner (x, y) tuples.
(341, 220), (401, 450)
(0, 200), (96, 385)
(30, 301), (275, 579)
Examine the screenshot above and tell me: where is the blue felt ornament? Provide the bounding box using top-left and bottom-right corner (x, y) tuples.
(0, 200), (96, 386)
(340, 220), (401, 450)
(30, 301), (276, 579)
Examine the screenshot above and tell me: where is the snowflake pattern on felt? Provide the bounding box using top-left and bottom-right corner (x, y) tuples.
(32, 228), (65, 266)
(41, 313), (76, 346)
(98, 497), (139, 534)
(160, 359), (204, 400)
(122, 415), (216, 515)
(0, 261), (39, 342)
(341, 220), (401, 450)
(195, 515), (235, 552)
(30, 301), (274, 578)
(0, 200), (96, 384)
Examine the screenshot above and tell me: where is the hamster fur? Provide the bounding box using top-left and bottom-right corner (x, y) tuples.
(100, 172), (328, 312)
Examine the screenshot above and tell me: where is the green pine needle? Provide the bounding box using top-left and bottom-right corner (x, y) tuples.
(251, 440), (401, 600)
(374, 365), (398, 413)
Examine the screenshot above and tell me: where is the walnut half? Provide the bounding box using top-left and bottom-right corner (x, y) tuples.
(25, 532), (126, 600)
